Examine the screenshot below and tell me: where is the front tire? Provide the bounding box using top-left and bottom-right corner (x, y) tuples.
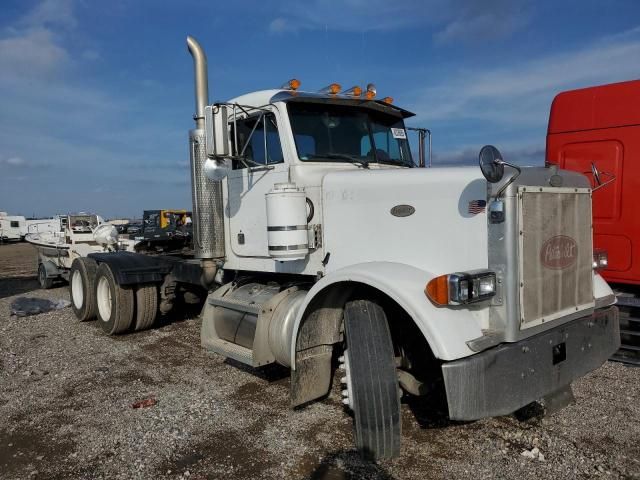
(342, 299), (401, 460)
(69, 258), (98, 320)
(95, 263), (134, 335)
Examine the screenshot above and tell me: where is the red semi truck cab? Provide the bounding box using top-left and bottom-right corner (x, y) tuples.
(547, 79), (640, 363)
(547, 79), (640, 286)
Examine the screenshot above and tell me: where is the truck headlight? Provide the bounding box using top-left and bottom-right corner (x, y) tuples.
(425, 270), (496, 306)
(592, 249), (608, 272)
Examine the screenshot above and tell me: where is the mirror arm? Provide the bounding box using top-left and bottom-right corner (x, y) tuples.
(494, 161), (522, 199)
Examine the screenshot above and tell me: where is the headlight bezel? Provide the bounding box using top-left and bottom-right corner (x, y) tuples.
(426, 270), (497, 306)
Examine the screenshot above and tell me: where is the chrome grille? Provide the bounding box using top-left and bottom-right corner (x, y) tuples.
(518, 187), (594, 329)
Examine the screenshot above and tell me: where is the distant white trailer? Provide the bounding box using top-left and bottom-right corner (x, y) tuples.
(0, 215), (26, 242)
(23, 217), (62, 237)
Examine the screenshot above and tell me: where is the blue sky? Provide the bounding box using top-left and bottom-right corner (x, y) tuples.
(1, 0), (639, 218)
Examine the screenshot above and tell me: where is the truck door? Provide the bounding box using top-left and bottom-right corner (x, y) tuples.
(226, 110), (288, 257)
(557, 140), (630, 272)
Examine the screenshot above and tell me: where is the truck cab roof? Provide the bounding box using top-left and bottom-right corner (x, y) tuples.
(548, 79), (640, 134)
(226, 89), (415, 119)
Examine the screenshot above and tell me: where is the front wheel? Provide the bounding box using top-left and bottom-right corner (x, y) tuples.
(341, 299), (401, 460)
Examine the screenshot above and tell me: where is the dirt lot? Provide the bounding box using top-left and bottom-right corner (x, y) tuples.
(1, 242), (639, 480)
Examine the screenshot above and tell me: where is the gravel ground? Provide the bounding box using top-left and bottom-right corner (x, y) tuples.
(1, 242), (639, 480)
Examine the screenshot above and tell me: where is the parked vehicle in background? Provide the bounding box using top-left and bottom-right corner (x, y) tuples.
(135, 209), (192, 253)
(26, 213), (134, 289)
(115, 224), (129, 235)
(126, 223), (142, 236)
(0, 212), (25, 242)
(547, 79), (640, 365)
(23, 217), (61, 237)
(67, 36), (619, 460)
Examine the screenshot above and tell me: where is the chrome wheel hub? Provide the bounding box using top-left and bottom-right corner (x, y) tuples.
(339, 350), (354, 410)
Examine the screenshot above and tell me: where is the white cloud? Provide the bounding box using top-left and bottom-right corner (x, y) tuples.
(269, 17), (295, 34)
(434, 11), (528, 44)
(19, 0), (77, 30)
(412, 26), (640, 166)
(433, 145), (544, 166)
(267, 0), (530, 42)
(434, 0), (530, 44)
(0, 156), (38, 168)
(6, 157), (26, 166)
(0, 28), (69, 82)
(413, 27), (640, 126)
(81, 49), (100, 61)
(269, 0), (423, 33)
(0, 0), (81, 83)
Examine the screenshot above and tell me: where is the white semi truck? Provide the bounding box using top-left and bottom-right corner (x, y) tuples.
(68, 36), (619, 459)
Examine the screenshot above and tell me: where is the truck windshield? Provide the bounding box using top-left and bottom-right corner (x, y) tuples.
(288, 102), (413, 167)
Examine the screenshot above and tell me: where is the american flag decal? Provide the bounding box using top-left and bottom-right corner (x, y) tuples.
(468, 199), (487, 215)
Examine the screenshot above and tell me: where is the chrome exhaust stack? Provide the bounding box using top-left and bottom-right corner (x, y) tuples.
(187, 35), (225, 285)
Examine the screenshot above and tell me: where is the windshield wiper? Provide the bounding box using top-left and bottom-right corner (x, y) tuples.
(309, 153), (369, 168)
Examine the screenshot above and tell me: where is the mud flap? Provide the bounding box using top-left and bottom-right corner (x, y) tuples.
(542, 384), (575, 415)
(290, 345), (333, 408)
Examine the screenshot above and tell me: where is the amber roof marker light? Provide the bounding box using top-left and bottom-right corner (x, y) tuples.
(282, 78), (301, 90)
(343, 86), (363, 97)
(365, 83), (376, 99)
(320, 83), (342, 95)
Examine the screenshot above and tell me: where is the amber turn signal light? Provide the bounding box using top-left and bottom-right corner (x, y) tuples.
(425, 275), (449, 306)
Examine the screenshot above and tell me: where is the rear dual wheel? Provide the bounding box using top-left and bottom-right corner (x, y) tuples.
(95, 263), (158, 335)
(69, 258), (97, 320)
(134, 284), (158, 332)
(96, 263), (134, 335)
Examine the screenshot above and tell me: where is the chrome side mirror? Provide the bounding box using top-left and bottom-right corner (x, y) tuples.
(204, 104), (230, 158)
(479, 145), (505, 183)
(203, 104), (231, 180)
(204, 158), (231, 181)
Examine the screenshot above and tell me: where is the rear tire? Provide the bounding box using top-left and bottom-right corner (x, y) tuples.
(69, 258), (97, 320)
(134, 285), (158, 331)
(95, 263), (134, 335)
(342, 299), (401, 460)
(38, 263), (54, 290)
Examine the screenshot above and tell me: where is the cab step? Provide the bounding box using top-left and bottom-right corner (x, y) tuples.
(205, 337), (254, 365)
(610, 291), (640, 366)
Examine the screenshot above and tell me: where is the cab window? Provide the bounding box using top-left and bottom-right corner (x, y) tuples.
(360, 123), (405, 163)
(232, 113), (284, 169)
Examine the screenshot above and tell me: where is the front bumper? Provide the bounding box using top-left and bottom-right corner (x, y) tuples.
(442, 306), (620, 421)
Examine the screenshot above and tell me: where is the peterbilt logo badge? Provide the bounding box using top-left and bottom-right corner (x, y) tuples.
(390, 205), (415, 217)
(540, 235), (577, 269)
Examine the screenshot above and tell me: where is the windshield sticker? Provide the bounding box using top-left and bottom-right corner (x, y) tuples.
(391, 128), (407, 139)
